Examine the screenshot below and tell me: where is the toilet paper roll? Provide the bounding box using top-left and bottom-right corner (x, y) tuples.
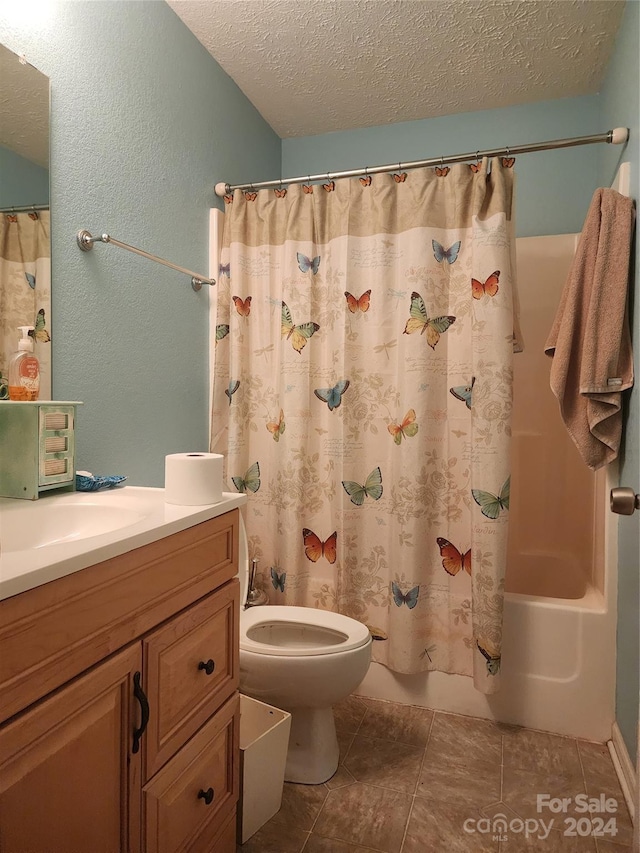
(164, 453), (224, 506)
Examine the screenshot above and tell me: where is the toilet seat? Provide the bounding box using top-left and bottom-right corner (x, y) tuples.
(240, 605), (371, 656)
(237, 515), (371, 656)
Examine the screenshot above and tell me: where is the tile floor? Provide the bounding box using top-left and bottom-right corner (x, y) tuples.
(238, 695), (634, 853)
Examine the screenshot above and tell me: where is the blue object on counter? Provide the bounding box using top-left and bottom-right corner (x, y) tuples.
(76, 472), (127, 491)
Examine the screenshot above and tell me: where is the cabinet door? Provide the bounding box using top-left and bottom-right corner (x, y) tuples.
(143, 580), (239, 778)
(0, 644), (142, 853)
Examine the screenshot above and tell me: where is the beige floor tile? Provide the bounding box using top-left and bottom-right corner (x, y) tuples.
(402, 797), (499, 852)
(344, 734), (424, 793)
(239, 820), (309, 852)
(499, 827), (597, 851)
(594, 818), (633, 848)
(503, 727), (583, 776)
(334, 695), (368, 734)
(578, 742), (624, 799)
(337, 729), (355, 764)
(577, 741), (630, 805)
(357, 697), (434, 746)
(577, 742), (633, 845)
(502, 765), (586, 821)
(425, 710), (503, 769)
(303, 835), (381, 852)
(325, 764), (357, 790)
(268, 782), (330, 832)
(246, 708), (632, 853)
(481, 802), (522, 822)
(417, 754), (501, 809)
(313, 781), (412, 853)
(577, 742), (616, 780)
(595, 839), (633, 852)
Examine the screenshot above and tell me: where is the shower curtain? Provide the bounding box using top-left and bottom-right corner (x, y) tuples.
(0, 211), (51, 399)
(211, 159), (516, 692)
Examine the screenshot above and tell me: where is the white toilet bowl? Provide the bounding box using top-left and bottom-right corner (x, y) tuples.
(237, 519), (372, 784)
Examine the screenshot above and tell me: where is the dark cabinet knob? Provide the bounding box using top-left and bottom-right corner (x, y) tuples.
(198, 787), (214, 805)
(198, 659), (215, 675)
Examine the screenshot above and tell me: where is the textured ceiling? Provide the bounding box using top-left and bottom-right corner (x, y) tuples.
(0, 42), (49, 168)
(167, 0), (625, 138)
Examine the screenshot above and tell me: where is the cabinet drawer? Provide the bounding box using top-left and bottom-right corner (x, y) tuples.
(143, 693), (239, 853)
(143, 581), (239, 778)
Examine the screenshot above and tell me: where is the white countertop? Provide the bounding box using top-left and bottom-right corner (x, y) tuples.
(0, 487), (247, 601)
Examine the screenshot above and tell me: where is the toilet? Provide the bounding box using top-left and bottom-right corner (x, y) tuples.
(237, 517), (372, 784)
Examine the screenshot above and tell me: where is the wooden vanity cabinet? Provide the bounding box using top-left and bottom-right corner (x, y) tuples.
(0, 509), (240, 853)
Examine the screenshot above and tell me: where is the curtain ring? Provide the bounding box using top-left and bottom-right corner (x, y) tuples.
(475, 151), (480, 163)
(440, 156), (444, 167)
(398, 162), (402, 171)
(365, 166), (369, 177)
(506, 146), (510, 157)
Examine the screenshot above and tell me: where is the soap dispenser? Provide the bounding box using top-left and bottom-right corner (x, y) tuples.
(246, 558), (269, 607)
(8, 326), (39, 401)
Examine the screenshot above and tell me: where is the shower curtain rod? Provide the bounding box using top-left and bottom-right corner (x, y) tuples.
(76, 229), (215, 291)
(0, 203), (49, 213)
(214, 127), (629, 196)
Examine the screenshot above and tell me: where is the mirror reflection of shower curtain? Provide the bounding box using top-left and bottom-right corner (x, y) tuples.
(211, 161), (517, 693)
(0, 211), (51, 399)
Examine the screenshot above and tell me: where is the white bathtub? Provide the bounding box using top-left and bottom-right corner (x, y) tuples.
(355, 574), (615, 741)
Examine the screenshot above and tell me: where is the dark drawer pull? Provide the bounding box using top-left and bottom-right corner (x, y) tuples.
(132, 671), (149, 755)
(198, 659), (215, 675)
(198, 787), (215, 805)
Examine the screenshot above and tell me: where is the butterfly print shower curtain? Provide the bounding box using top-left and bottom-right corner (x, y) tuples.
(211, 159), (517, 692)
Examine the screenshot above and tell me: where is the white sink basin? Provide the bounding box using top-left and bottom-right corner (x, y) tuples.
(0, 487), (247, 601)
(1, 501), (145, 552)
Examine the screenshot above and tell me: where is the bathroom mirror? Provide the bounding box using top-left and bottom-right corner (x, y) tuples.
(0, 42), (51, 400)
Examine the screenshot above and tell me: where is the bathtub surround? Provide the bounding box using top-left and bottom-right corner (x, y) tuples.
(212, 160), (516, 691)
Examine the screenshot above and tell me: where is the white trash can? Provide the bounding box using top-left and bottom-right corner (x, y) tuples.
(238, 694), (292, 844)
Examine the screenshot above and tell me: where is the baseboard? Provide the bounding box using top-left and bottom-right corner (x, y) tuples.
(608, 721), (636, 826)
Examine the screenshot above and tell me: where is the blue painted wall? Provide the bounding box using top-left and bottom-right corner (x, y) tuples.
(282, 96), (604, 238)
(0, 145), (49, 208)
(599, 0), (639, 767)
(0, 0), (280, 485)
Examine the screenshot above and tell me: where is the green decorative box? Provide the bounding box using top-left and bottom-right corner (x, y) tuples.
(0, 401), (82, 500)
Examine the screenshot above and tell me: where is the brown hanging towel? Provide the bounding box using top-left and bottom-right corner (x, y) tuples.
(544, 187), (635, 469)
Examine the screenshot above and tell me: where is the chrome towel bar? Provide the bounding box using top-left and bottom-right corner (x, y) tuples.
(76, 230), (215, 291)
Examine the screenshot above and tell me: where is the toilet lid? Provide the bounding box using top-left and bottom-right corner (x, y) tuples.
(240, 605), (372, 656)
